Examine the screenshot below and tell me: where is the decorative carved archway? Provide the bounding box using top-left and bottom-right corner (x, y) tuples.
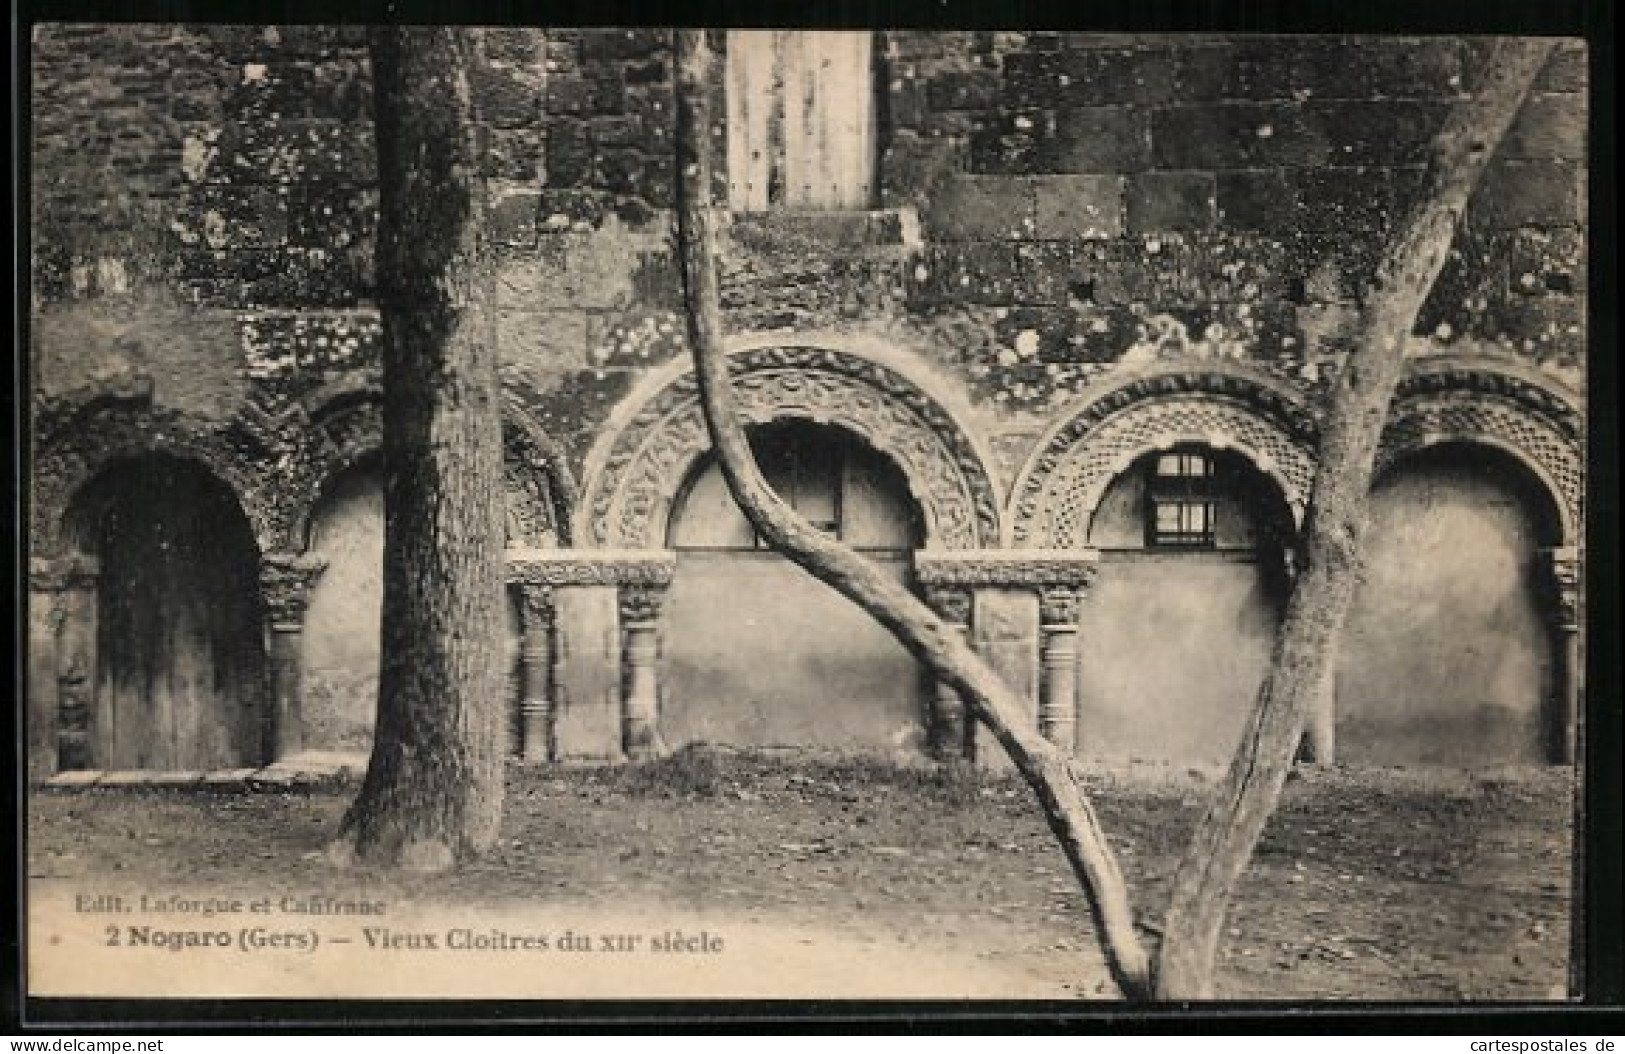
(1380, 359), (1583, 544)
(284, 384), (577, 551)
(1009, 366), (1320, 548)
(576, 344), (1003, 551)
(32, 385), (284, 558)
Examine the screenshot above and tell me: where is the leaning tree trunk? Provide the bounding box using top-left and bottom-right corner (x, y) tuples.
(672, 30), (1154, 999)
(334, 27), (507, 871)
(1152, 39), (1554, 998)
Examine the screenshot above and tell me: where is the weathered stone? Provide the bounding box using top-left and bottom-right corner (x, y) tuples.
(1127, 171), (1217, 233)
(498, 309), (592, 383)
(1309, 100), (1450, 166)
(579, 28), (669, 61)
(922, 175), (1034, 240)
(483, 27), (543, 66)
(547, 72), (625, 116)
(1533, 41), (1587, 93)
(488, 188), (542, 246)
(1503, 93), (1587, 161)
(1289, 168), (1399, 236)
(967, 116), (1048, 175)
(1361, 39), (1467, 99)
(907, 244), (1026, 306)
(1151, 103), (1332, 169)
(1004, 47), (1177, 109)
(470, 62), (543, 129)
(182, 185), (288, 250)
(1473, 161), (1582, 229)
(1048, 106), (1151, 174)
(1033, 175), (1125, 239)
(925, 68), (1002, 111)
(545, 118), (594, 188)
(481, 127), (544, 182)
(1215, 170), (1297, 235)
(884, 132), (955, 204)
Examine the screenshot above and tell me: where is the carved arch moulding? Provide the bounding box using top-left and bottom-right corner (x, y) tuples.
(1008, 367), (1321, 549)
(31, 388), (289, 559)
(281, 386), (578, 552)
(577, 344), (1004, 551)
(1380, 360), (1584, 545)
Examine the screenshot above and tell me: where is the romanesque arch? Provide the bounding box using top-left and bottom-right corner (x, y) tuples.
(1379, 358), (1582, 545)
(1343, 360), (1584, 766)
(577, 343), (1004, 551)
(283, 383), (577, 551)
(1008, 365), (1320, 549)
(32, 382), (284, 559)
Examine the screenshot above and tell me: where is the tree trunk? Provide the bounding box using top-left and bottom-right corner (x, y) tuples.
(333, 27), (507, 871)
(672, 30), (1154, 999)
(1152, 39), (1554, 998)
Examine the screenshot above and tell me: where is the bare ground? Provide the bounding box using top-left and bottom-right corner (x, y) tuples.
(26, 750), (1577, 1001)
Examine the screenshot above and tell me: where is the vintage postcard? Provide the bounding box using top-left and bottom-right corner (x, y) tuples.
(23, 23), (1591, 1010)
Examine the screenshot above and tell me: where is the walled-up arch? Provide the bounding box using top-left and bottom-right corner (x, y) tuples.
(1008, 366), (1320, 549)
(1379, 359), (1583, 546)
(577, 342), (1003, 551)
(283, 384), (577, 552)
(32, 386), (284, 559)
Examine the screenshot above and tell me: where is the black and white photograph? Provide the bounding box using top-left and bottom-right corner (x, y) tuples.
(17, 11), (1608, 1016)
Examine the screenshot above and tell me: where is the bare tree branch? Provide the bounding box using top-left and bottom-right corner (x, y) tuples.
(671, 29), (1155, 999)
(1153, 38), (1555, 998)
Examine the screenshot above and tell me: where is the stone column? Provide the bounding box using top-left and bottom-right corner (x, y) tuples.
(31, 556), (100, 773)
(1545, 547), (1582, 766)
(259, 553), (328, 763)
(516, 582), (556, 762)
(923, 585), (973, 761)
(1038, 584), (1084, 750)
(915, 549), (1100, 765)
(619, 584), (669, 761)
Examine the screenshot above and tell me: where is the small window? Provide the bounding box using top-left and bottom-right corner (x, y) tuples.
(1147, 447), (1218, 548)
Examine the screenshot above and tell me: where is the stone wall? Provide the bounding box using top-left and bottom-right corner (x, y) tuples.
(32, 26), (1587, 479)
(28, 26), (1588, 769)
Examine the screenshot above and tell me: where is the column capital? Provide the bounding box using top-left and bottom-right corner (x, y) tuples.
(260, 552), (328, 628)
(515, 581), (555, 624)
(1038, 584), (1085, 628)
(922, 584), (973, 626)
(619, 583), (669, 625)
(1543, 546), (1582, 631)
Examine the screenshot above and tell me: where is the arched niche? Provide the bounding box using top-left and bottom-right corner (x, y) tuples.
(577, 343), (1003, 551)
(289, 393), (569, 756)
(1073, 441), (1299, 764)
(61, 452), (270, 770)
(33, 395), (285, 560)
(284, 387), (577, 553)
(1381, 360), (1582, 547)
(1008, 367), (1319, 550)
(1339, 441), (1569, 765)
(661, 419), (929, 751)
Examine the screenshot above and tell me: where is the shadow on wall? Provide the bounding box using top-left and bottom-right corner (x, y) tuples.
(301, 461), (384, 753)
(1337, 444), (1562, 766)
(299, 457), (524, 755)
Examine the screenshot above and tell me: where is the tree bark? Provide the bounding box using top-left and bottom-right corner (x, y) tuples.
(334, 27), (507, 871)
(672, 30), (1154, 999)
(1152, 39), (1554, 998)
